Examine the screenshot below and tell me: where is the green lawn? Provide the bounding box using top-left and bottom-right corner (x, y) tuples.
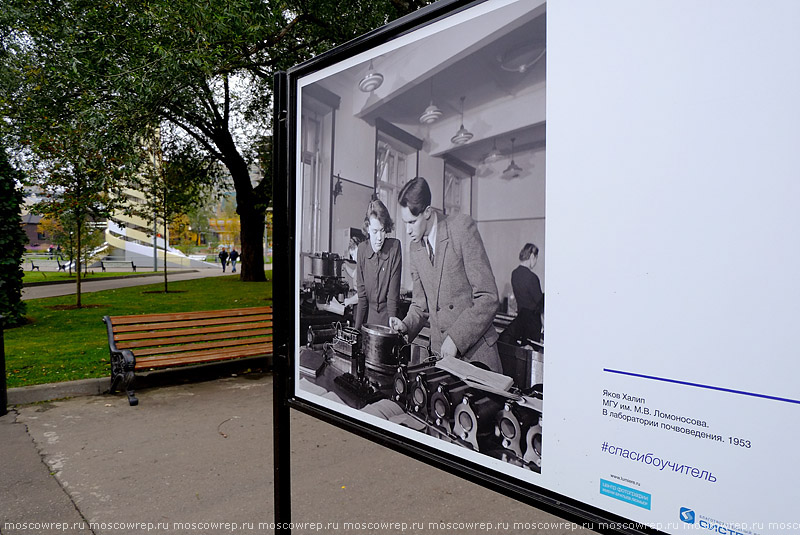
(4, 273), (272, 388)
(23, 271), (155, 283)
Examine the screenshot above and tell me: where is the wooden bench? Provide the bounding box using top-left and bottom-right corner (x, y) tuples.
(29, 260), (40, 271)
(101, 260), (136, 272)
(102, 306), (272, 405)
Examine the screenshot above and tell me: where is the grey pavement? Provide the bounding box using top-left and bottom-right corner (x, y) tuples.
(4, 267), (599, 535)
(1, 375), (599, 535)
(21, 267), (237, 301)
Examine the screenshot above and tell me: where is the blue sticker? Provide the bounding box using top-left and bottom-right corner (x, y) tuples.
(600, 479), (652, 510)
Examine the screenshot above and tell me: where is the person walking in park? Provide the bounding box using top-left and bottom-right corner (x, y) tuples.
(229, 249), (239, 273)
(218, 248), (229, 272)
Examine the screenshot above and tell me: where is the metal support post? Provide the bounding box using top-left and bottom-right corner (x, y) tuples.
(272, 70), (292, 535)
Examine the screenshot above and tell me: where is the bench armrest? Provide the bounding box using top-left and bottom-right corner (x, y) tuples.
(102, 316), (121, 353)
(103, 316), (136, 375)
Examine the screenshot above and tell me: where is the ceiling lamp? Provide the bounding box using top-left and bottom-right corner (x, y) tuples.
(450, 96), (473, 145)
(503, 137), (523, 178)
(419, 80), (442, 124)
(358, 60), (384, 92)
(483, 138), (502, 163)
(499, 42), (546, 74)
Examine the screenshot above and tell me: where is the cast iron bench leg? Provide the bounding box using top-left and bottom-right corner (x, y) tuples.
(122, 371), (138, 406)
(110, 370), (123, 394)
(109, 349), (129, 394)
(110, 348), (138, 405)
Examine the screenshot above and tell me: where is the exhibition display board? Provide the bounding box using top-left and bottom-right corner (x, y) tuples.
(274, 1), (800, 533)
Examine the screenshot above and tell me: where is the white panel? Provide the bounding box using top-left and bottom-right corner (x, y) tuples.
(546, 1), (800, 532)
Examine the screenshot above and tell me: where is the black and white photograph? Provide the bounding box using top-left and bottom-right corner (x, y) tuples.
(294, 0), (546, 478)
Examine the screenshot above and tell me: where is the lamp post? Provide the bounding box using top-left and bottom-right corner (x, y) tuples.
(153, 217), (158, 272)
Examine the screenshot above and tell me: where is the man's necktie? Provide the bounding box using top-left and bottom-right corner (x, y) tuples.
(426, 238), (434, 266)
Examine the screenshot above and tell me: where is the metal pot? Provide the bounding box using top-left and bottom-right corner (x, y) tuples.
(360, 323), (402, 374)
(310, 252), (341, 278)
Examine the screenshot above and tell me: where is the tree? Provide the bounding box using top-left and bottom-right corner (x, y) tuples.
(128, 129), (218, 292)
(20, 119), (135, 307)
(169, 214), (195, 254)
(2, 0), (430, 281)
(186, 195), (216, 247)
(218, 193), (242, 249)
(1, 4), (146, 307)
(0, 147), (27, 327)
(39, 215), (106, 276)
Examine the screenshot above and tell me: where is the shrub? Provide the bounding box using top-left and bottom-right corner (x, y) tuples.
(0, 149), (28, 327)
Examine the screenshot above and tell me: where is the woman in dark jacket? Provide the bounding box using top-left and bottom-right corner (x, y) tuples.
(502, 242), (544, 345)
(354, 199), (402, 329)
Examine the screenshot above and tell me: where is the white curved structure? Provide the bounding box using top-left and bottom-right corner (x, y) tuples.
(105, 188), (216, 269)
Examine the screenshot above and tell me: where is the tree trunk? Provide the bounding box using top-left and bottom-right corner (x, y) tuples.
(76, 220), (82, 308)
(239, 205), (266, 282)
(217, 133), (266, 282)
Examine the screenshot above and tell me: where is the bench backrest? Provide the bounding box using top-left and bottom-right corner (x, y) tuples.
(104, 307), (273, 368)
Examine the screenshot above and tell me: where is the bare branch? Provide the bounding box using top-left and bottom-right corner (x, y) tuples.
(244, 14), (306, 57)
(160, 109), (223, 161)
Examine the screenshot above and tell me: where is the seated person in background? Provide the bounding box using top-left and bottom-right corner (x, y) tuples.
(501, 242), (544, 346)
(354, 199), (402, 329)
(389, 176), (502, 373)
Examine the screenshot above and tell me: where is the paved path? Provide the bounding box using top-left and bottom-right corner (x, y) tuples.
(21, 268), (245, 300)
(5, 267), (600, 535)
(1, 375), (598, 535)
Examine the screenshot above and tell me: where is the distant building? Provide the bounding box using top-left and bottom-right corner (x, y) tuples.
(20, 213), (49, 249)
(105, 187), (212, 268)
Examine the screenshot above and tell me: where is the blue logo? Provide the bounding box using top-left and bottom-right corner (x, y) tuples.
(680, 508), (695, 524)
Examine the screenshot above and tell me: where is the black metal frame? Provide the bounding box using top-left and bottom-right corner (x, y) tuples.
(102, 316), (139, 406)
(273, 1), (667, 534)
(272, 67), (293, 535)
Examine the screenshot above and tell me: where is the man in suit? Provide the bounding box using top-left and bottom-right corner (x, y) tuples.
(389, 177), (502, 373)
